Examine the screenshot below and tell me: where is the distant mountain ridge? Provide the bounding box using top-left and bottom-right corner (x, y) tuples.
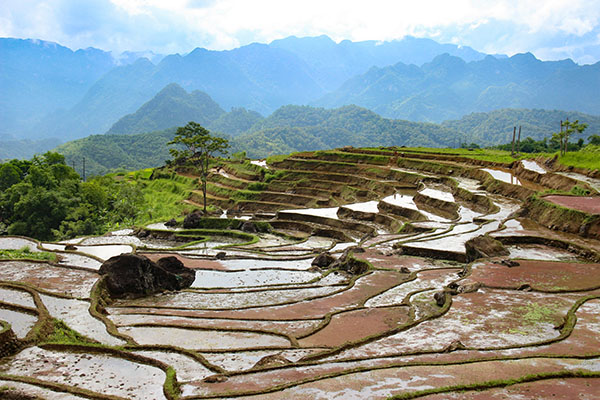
(54, 105), (600, 176)
(316, 53), (600, 122)
(106, 83), (226, 134)
(1, 35), (491, 142)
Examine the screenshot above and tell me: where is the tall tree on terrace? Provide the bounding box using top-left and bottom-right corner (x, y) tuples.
(553, 119), (588, 156)
(168, 121), (229, 213)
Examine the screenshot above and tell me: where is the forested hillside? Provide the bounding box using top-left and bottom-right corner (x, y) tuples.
(106, 83), (225, 134)
(443, 108), (600, 146)
(53, 130), (177, 177)
(51, 106), (600, 174)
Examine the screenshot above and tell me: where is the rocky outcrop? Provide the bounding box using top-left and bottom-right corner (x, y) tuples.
(99, 254), (195, 298)
(465, 235), (510, 262)
(312, 252), (336, 268)
(0, 321), (22, 357)
(183, 210), (205, 229)
(312, 247), (370, 275)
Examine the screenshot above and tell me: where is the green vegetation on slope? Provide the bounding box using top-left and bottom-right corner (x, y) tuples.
(53, 129), (176, 178)
(106, 83), (225, 135)
(0, 152), (198, 240)
(444, 108), (600, 147)
(0, 248), (57, 262)
(230, 105), (460, 158)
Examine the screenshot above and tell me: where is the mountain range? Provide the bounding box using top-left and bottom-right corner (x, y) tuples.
(1, 35), (489, 142)
(53, 98), (600, 177)
(2, 34), (600, 163)
(317, 53), (600, 122)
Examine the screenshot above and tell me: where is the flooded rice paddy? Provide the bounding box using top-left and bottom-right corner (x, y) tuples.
(1, 149), (599, 399)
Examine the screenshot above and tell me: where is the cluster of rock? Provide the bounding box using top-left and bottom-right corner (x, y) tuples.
(312, 247), (369, 275)
(99, 254), (195, 299)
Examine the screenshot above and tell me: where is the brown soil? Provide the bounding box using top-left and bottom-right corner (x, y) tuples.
(298, 306), (410, 347)
(419, 378), (600, 399)
(469, 260), (600, 291)
(544, 195), (600, 214)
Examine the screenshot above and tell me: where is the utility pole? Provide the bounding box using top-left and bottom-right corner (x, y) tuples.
(511, 126), (516, 156)
(560, 120), (563, 155)
(517, 126), (521, 154)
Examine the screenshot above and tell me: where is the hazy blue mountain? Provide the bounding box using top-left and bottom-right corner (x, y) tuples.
(270, 35), (488, 90)
(35, 42), (323, 140)
(0, 38), (117, 137)
(35, 57), (162, 140)
(107, 83), (225, 134)
(0, 138), (62, 161)
(316, 53), (600, 122)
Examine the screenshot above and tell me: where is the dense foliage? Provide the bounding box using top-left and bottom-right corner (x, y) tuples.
(0, 152), (196, 241)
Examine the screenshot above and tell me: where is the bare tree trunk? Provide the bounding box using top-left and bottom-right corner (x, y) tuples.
(203, 155), (209, 213)
(511, 126), (516, 156)
(560, 121), (564, 156)
(517, 126), (521, 154)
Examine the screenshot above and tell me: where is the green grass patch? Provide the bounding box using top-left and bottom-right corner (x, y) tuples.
(44, 318), (98, 346)
(558, 148), (600, 170)
(0, 247), (56, 262)
(164, 366), (180, 399)
(133, 175), (197, 227)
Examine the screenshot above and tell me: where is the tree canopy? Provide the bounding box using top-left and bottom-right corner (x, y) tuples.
(168, 121), (229, 212)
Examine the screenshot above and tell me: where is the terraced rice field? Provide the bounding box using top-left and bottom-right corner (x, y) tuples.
(1, 147), (599, 399)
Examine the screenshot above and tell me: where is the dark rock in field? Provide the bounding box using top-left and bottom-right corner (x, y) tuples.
(399, 266), (410, 274)
(99, 254), (195, 298)
(164, 218), (177, 227)
(465, 235), (510, 262)
(328, 247), (369, 275)
(64, 244), (77, 251)
(215, 251), (227, 260)
(155, 256), (195, 289)
(434, 291), (446, 307)
(312, 252), (335, 268)
(241, 221), (258, 233)
(183, 210), (204, 229)
(135, 228), (150, 238)
(203, 374), (228, 383)
(457, 281), (481, 294)
(500, 259), (520, 267)
(517, 283), (532, 291)
(0, 389), (40, 400)
(443, 340), (465, 353)
(252, 353), (291, 370)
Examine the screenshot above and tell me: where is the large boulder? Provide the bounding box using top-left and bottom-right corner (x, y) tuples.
(328, 247), (370, 275)
(99, 254), (195, 298)
(312, 252), (336, 268)
(183, 210), (204, 229)
(464, 235), (509, 262)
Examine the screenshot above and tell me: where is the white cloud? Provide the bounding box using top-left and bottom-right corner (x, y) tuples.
(1, 0), (600, 62)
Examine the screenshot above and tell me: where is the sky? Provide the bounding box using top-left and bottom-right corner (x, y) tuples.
(1, 0), (600, 64)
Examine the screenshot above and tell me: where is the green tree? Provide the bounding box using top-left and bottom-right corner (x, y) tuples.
(554, 119), (588, 155)
(0, 163), (21, 191)
(168, 121), (229, 212)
